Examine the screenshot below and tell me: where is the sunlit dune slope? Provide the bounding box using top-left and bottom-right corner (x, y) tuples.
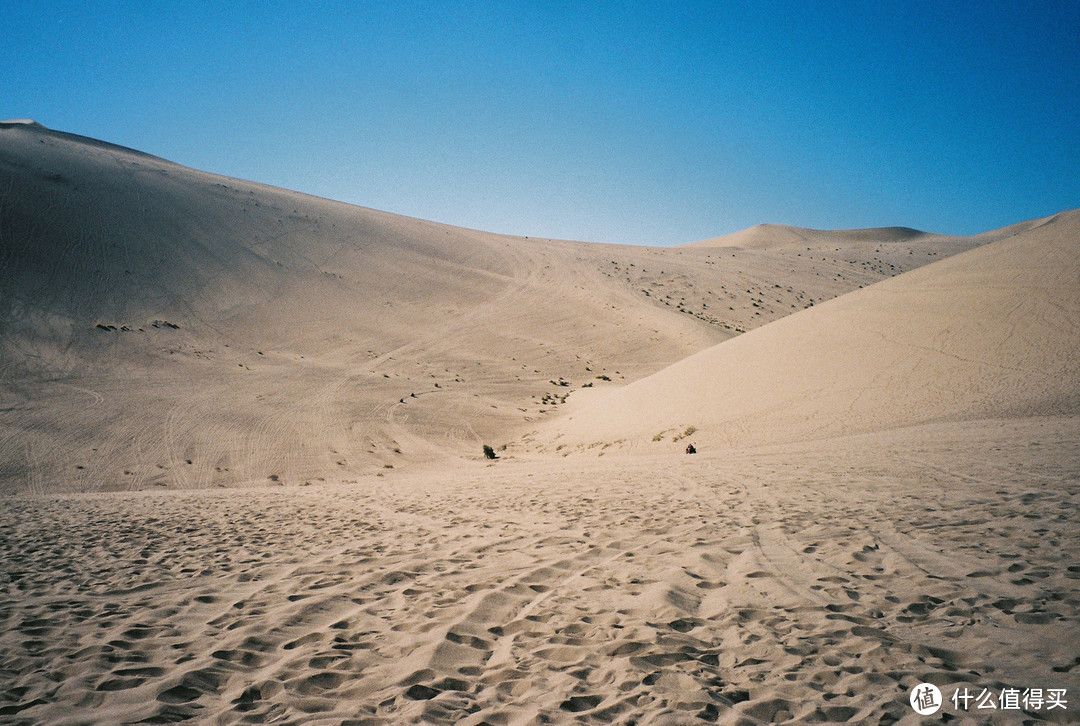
(536, 210), (1080, 453)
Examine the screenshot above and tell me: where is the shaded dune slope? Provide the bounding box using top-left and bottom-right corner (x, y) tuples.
(0, 124), (707, 491)
(537, 210), (1080, 453)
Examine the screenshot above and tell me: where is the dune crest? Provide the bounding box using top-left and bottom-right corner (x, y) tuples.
(689, 223), (927, 249)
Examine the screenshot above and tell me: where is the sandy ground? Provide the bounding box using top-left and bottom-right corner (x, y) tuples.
(2, 417), (1077, 725)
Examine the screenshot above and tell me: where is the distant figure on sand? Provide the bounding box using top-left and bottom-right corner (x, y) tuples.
(685, 442), (696, 455)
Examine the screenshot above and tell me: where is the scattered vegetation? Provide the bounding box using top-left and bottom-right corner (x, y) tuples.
(540, 391), (570, 407)
(672, 426), (697, 442)
(482, 445), (497, 460)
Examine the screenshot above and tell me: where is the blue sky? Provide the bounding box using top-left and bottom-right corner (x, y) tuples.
(3, 1), (1078, 245)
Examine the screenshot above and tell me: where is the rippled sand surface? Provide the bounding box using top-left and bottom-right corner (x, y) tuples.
(3, 418), (1076, 725)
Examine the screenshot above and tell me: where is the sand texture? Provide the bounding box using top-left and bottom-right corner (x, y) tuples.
(3, 419), (1077, 725)
(1, 122), (1078, 724)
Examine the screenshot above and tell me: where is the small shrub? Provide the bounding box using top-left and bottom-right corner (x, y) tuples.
(482, 445), (497, 460)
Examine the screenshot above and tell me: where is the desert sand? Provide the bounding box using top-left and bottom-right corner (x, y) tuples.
(0, 121), (994, 494)
(1, 121), (1077, 724)
(536, 209), (1080, 453)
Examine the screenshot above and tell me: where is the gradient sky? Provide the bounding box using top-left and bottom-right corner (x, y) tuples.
(3, 1), (1078, 245)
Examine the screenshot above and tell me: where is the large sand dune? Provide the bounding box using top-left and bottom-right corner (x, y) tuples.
(0, 121), (987, 493)
(537, 209), (1080, 454)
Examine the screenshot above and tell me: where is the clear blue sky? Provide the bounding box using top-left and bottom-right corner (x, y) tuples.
(3, 1), (1078, 245)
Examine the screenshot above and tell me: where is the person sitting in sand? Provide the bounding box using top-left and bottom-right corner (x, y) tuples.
(685, 442), (696, 454)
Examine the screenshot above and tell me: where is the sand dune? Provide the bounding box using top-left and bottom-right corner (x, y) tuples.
(538, 209), (1080, 454)
(0, 122), (984, 493)
(691, 223), (927, 248)
(689, 217), (1050, 253)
